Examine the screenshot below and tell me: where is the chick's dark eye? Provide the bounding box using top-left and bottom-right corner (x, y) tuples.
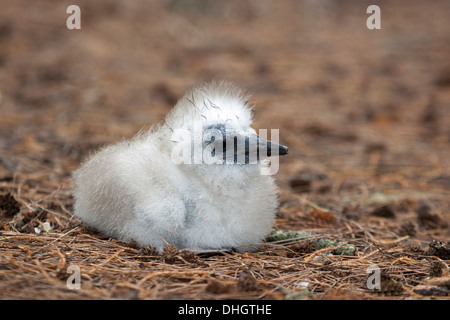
(211, 136), (215, 142)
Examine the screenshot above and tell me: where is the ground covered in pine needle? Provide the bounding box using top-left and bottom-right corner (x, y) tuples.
(1, 0), (449, 299)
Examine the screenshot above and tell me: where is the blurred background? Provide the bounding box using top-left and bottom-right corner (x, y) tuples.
(0, 0), (449, 202)
(1, 0), (450, 300)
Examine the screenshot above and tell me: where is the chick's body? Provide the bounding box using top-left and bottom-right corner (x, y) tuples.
(73, 82), (281, 252)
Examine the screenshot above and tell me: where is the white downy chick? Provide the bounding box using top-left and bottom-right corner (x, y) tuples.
(72, 81), (288, 252)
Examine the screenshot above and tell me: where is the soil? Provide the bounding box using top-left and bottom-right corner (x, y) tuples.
(0, 0), (449, 300)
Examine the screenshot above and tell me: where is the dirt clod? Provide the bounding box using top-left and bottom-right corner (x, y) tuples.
(139, 245), (159, 257)
(0, 193), (20, 218)
(416, 204), (446, 229)
(160, 244), (179, 264)
(427, 240), (450, 260)
(398, 222), (417, 237)
(237, 270), (259, 292)
(429, 261), (446, 278)
(370, 205), (396, 219)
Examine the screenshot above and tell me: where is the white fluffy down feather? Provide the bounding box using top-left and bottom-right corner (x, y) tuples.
(72, 81), (287, 252)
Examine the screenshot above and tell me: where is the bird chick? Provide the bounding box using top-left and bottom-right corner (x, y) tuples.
(72, 81), (288, 252)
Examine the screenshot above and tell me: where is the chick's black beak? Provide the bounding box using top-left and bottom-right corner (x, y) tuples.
(255, 136), (288, 158)
(277, 143), (289, 156)
(266, 140), (289, 156)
